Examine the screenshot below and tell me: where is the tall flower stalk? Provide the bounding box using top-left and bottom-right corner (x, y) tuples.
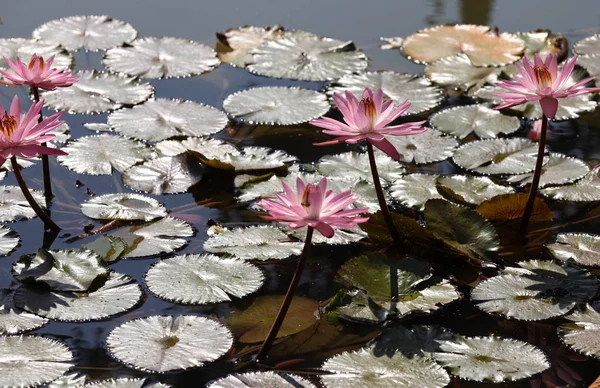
(255, 177), (368, 361)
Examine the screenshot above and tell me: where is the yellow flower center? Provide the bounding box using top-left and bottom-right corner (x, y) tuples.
(28, 55), (45, 73)
(361, 96), (377, 129)
(533, 65), (553, 89)
(0, 113), (17, 138)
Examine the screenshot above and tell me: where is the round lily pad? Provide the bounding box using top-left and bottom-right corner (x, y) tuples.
(196, 146), (297, 173)
(106, 315), (233, 372)
(223, 86), (330, 125)
(0, 225), (19, 256)
(389, 174), (443, 210)
(506, 153), (589, 188)
(0, 186), (46, 222)
(430, 105), (521, 139)
(560, 302), (600, 359)
(33, 15), (137, 51)
(208, 371), (315, 388)
(122, 155), (202, 195)
(436, 175), (515, 205)
(81, 193), (167, 221)
(384, 129), (458, 164)
(145, 254), (264, 304)
(104, 37), (219, 78)
(546, 233), (600, 266)
(0, 289), (48, 334)
(216, 25), (285, 67)
(316, 151), (404, 184)
(156, 137), (238, 158)
(541, 167), (600, 201)
(0, 38), (73, 69)
(247, 30), (368, 81)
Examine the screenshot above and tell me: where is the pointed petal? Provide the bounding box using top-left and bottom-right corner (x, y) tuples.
(370, 137), (400, 160)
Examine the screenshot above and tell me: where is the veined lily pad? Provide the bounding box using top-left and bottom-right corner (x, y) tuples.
(576, 55), (600, 80)
(0, 289), (48, 334)
(541, 166), (600, 201)
(108, 99), (228, 142)
(327, 72), (443, 115)
(0, 186), (46, 222)
(247, 30), (368, 81)
(574, 34), (600, 56)
(81, 194), (166, 221)
(316, 151), (404, 184)
(424, 54), (505, 91)
(58, 135), (153, 175)
(384, 129), (458, 164)
(560, 302), (600, 359)
(49, 373), (87, 388)
(203, 226), (303, 261)
(389, 174), (443, 210)
(40, 70), (154, 114)
(106, 315), (233, 372)
(15, 272), (142, 322)
(436, 175), (515, 206)
(453, 138), (543, 175)
(223, 87), (330, 125)
(546, 233), (600, 266)
(145, 254), (264, 304)
(104, 37), (219, 78)
(33, 15), (137, 51)
(208, 371), (315, 388)
(122, 155), (202, 195)
(321, 347), (450, 388)
(0, 225), (19, 256)
(430, 105), (520, 139)
(13, 249), (108, 292)
(216, 25), (285, 67)
(402, 25), (524, 66)
(156, 137), (238, 158)
(0, 335), (74, 387)
(432, 335), (549, 382)
(506, 153), (589, 188)
(0, 38), (73, 69)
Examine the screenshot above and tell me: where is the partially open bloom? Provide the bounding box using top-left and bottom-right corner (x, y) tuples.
(494, 53), (600, 119)
(0, 54), (78, 90)
(310, 88), (426, 160)
(0, 96), (67, 167)
(258, 177), (369, 238)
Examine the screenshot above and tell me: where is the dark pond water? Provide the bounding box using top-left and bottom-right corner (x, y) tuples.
(2, 0), (600, 387)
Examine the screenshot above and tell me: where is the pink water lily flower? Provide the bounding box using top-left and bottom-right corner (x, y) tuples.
(0, 54), (78, 90)
(0, 96), (67, 167)
(258, 177), (369, 238)
(310, 88), (426, 160)
(494, 53), (600, 119)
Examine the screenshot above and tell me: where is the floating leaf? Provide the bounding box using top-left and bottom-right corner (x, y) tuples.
(0, 225), (19, 256)
(107, 315), (233, 372)
(247, 30), (367, 81)
(327, 72), (443, 115)
(0, 289), (48, 334)
(13, 249), (108, 292)
(321, 347), (450, 388)
(208, 371), (315, 388)
(40, 70), (154, 114)
(436, 175), (514, 206)
(316, 151), (404, 184)
(203, 226), (303, 261)
(541, 166), (600, 201)
(288, 223), (368, 245)
(546, 233), (600, 266)
(389, 174), (443, 210)
(402, 25), (524, 66)
(57, 135), (153, 175)
(574, 34), (600, 56)
(145, 254), (264, 304)
(506, 153), (589, 188)
(0, 38), (73, 69)
(476, 193), (553, 223)
(49, 373), (86, 388)
(108, 99), (228, 142)
(432, 335), (549, 382)
(425, 199), (499, 261)
(14, 272), (142, 322)
(216, 25), (285, 67)
(223, 86), (330, 125)
(424, 54), (505, 91)
(0, 335), (73, 387)
(226, 295), (318, 343)
(560, 302), (600, 359)
(0, 186), (46, 222)
(195, 146), (297, 174)
(156, 137), (238, 158)
(84, 235), (127, 263)
(384, 129), (458, 164)
(104, 37), (219, 78)
(453, 138), (543, 175)
(81, 377), (158, 388)
(81, 193), (166, 221)
(33, 15), (137, 51)
(430, 105), (520, 139)
(122, 155), (202, 195)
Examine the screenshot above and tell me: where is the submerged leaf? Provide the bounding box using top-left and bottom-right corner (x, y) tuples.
(0, 38), (73, 69)
(506, 153), (589, 188)
(430, 105), (520, 139)
(389, 174), (443, 210)
(547, 233), (600, 266)
(0, 225), (19, 256)
(560, 302), (600, 359)
(384, 129), (459, 164)
(216, 25), (285, 67)
(122, 155), (202, 195)
(81, 193), (167, 221)
(0, 186), (46, 222)
(208, 371), (315, 388)
(0, 289), (48, 334)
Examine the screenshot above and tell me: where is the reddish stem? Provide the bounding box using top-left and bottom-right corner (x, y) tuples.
(32, 86), (53, 200)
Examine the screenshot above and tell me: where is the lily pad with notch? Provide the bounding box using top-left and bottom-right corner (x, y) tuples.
(424, 54), (506, 92)
(122, 154), (202, 195)
(430, 105), (520, 139)
(506, 153), (589, 188)
(389, 174), (443, 210)
(384, 129), (459, 164)
(81, 193), (167, 221)
(191, 146), (297, 175)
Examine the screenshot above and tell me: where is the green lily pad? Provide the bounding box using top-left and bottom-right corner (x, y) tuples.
(81, 193), (167, 221)
(547, 233), (600, 266)
(122, 155), (202, 195)
(430, 105), (520, 139)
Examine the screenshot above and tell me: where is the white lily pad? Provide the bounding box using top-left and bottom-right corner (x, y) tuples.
(321, 347), (450, 388)
(49, 373), (87, 388)
(81, 377), (157, 388)
(506, 153), (589, 188)
(156, 137), (238, 158)
(560, 302), (600, 359)
(194, 146), (297, 174)
(541, 166), (600, 201)
(424, 54), (505, 91)
(104, 37), (219, 78)
(106, 315), (233, 372)
(430, 105), (521, 139)
(208, 371), (315, 388)
(389, 174), (443, 210)
(384, 129), (458, 164)
(223, 86), (330, 125)
(547, 233), (600, 266)
(216, 25), (285, 67)
(327, 72), (443, 115)
(576, 54), (600, 80)
(379, 36), (404, 50)
(203, 226), (303, 261)
(40, 70), (154, 114)
(436, 175), (515, 205)
(145, 254), (264, 304)
(14, 272), (142, 322)
(0, 335), (74, 387)
(0, 38), (73, 69)
(574, 34), (600, 56)
(316, 151), (404, 184)
(453, 138), (543, 175)
(81, 193), (167, 221)
(247, 30), (367, 81)
(58, 135), (153, 175)
(108, 99), (228, 142)
(0, 225), (19, 256)
(122, 155), (202, 195)
(0, 289), (49, 334)
(286, 223), (368, 245)
(13, 249), (108, 292)
(432, 335), (549, 382)
(0, 186), (46, 222)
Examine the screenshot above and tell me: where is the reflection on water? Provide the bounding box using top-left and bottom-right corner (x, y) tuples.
(461, 0), (495, 25)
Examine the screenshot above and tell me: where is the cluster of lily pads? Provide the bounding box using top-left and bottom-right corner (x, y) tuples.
(1, 15), (600, 387)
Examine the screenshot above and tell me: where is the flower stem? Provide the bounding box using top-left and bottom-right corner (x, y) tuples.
(519, 115), (548, 238)
(32, 86), (53, 201)
(256, 226), (314, 362)
(10, 157), (60, 233)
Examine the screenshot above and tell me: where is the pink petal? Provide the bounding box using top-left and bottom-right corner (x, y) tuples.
(370, 137), (400, 160)
(312, 221), (335, 238)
